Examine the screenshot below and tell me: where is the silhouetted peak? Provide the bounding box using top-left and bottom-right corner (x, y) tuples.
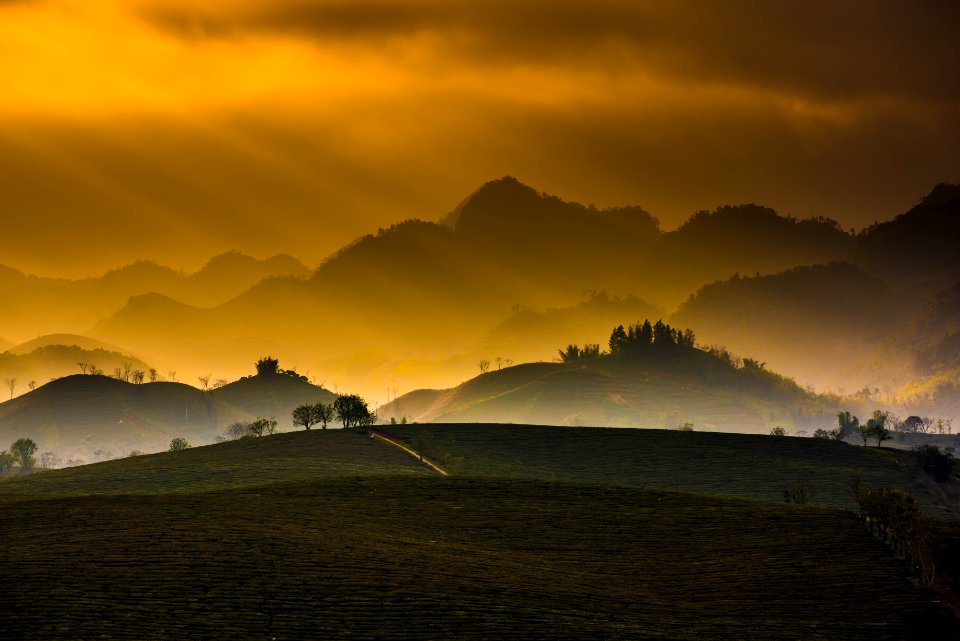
(919, 182), (960, 208)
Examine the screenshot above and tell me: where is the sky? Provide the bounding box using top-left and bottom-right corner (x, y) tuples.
(1, 0), (958, 276)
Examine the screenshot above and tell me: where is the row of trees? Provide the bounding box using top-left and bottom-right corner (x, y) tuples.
(811, 411), (955, 447)
(292, 395), (376, 431)
(556, 320), (697, 364)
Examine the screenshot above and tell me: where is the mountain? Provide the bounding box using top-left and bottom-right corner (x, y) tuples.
(0, 344), (154, 394)
(0, 252), (308, 342)
(856, 182), (960, 301)
(6, 333), (130, 356)
(671, 263), (895, 391)
(0, 371), (335, 461)
(651, 205), (853, 305)
(89, 177), (859, 398)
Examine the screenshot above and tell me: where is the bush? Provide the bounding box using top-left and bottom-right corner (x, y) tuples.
(169, 437), (191, 451)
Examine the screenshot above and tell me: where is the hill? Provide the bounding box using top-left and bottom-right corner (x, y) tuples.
(0, 345), (154, 397)
(1, 424), (958, 638)
(377, 424), (942, 512)
(0, 371), (335, 461)
(379, 322), (835, 433)
(0, 430), (432, 496)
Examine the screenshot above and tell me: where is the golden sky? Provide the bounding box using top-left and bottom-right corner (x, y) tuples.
(1, 0), (958, 276)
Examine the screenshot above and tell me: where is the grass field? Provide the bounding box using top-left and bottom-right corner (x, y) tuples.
(0, 430), (432, 496)
(2, 477), (956, 640)
(377, 423), (944, 512)
(2, 426), (958, 639)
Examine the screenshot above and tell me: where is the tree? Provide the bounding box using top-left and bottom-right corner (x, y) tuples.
(217, 422), (252, 441)
(4, 377), (17, 400)
(38, 451), (62, 470)
(168, 370), (177, 382)
(293, 404), (318, 431)
(864, 410), (891, 447)
(27, 380), (36, 391)
(479, 359), (490, 375)
(169, 437), (191, 451)
(255, 356), (280, 377)
(11, 437), (37, 472)
(148, 368), (159, 383)
(198, 375), (211, 390)
(333, 394), (376, 430)
(769, 426), (788, 436)
(131, 370), (145, 385)
(0, 450), (15, 476)
(813, 429), (830, 439)
(249, 417), (278, 437)
(608, 324), (627, 355)
(832, 411), (859, 441)
(314, 402), (334, 430)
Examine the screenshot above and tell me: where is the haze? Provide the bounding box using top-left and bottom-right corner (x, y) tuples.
(1, 0), (958, 276)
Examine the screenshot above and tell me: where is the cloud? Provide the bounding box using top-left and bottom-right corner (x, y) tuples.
(140, 0), (960, 102)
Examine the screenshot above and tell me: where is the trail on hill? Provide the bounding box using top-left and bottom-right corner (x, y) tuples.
(369, 431), (448, 476)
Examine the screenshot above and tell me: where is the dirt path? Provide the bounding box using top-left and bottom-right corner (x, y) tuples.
(369, 431), (449, 476)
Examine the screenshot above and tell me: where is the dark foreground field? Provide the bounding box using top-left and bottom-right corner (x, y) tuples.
(1, 426), (958, 640)
(380, 424), (940, 512)
(2, 477), (956, 641)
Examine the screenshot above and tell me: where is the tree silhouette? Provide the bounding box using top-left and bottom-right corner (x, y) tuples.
(334, 394), (376, 429)
(255, 357), (280, 377)
(4, 377), (17, 400)
(11, 437), (37, 472)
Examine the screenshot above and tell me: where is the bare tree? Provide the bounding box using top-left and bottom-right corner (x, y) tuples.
(168, 370), (177, 382)
(122, 363), (133, 382)
(495, 356), (503, 371)
(27, 380), (36, 391)
(213, 378), (228, 389)
(131, 370), (145, 384)
(4, 377), (17, 400)
(112, 367), (124, 381)
(78, 362), (88, 374)
(88, 364), (103, 376)
(148, 368), (159, 383)
(198, 375), (211, 390)
(38, 451), (62, 470)
(479, 359), (490, 375)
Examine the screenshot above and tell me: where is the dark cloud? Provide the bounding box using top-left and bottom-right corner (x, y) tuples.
(142, 0), (960, 101)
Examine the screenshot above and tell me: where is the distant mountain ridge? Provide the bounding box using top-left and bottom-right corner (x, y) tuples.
(0, 251), (309, 342)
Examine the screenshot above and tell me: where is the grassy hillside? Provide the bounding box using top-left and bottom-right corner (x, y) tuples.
(0, 372), (336, 461)
(378, 424), (944, 513)
(2, 477), (954, 640)
(0, 430), (432, 496)
(380, 348), (835, 434)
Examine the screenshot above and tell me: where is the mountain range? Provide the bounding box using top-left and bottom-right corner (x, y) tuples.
(0, 176), (957, 417)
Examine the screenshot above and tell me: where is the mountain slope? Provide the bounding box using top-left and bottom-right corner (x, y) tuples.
(380, 346), (831, 434)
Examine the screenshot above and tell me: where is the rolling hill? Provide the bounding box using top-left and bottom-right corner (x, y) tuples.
(0, 428), (957, 639)
(0, 344), (154, 395)
(379, 334), (836, 433)
(0, 371), (335, 461)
